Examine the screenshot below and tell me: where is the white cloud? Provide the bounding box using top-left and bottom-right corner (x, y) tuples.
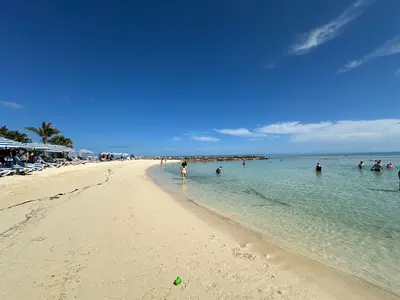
(290, 0), (374, 55)
(214, 128), (265, 137)
(0, 101), (24, 109)
(256, 122), (331, 135)
(255, 119), (400, 142)
(263, 63), (276, 69)
(172, 136), (182, 142)
(192, 136), (220, 142)
(338, 36), (400, 73)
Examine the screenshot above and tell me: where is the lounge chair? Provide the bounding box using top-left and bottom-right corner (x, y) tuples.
(0, 169), (13, 177)
(36, 156), (62, 168)
(10, 165), (34, 175)
(25, 163), (45, 171)
(0, 168), (19, 176)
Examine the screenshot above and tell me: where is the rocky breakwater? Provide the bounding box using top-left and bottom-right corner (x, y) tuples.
(170, 155), (268, 162)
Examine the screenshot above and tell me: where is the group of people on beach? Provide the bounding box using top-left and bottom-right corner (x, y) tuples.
(0, 149), (75, 167)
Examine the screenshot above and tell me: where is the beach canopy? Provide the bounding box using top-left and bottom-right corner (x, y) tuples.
(0, 137), (24, 149)
(24, 142), (52, 150)
(23, 142), (74, 153)
(46, 144), (75, 153)
(79, 149), (93, 154)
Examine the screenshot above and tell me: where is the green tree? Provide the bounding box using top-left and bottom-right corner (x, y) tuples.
(0, 126), (31, 143)
(0, 126), (7, 137)
(48, 135), (74, 148)
(25, 122), (60, 143)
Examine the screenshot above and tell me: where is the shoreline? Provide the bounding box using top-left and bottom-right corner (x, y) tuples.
(147, 164), (400, 300)
(1, 160), (398, 299)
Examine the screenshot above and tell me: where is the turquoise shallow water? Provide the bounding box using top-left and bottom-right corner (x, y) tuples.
(151, 155), (400, 295)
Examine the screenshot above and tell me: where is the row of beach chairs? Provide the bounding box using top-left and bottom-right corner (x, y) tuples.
(0, 157), (99, 178)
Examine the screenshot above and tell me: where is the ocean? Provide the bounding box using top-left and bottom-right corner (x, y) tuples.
(150, 154), (400, 295)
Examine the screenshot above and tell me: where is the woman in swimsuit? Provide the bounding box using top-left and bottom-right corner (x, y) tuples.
(180, 162), (187, 179)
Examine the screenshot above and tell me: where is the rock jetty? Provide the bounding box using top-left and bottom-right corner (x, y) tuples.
(150, 155), (268, 162)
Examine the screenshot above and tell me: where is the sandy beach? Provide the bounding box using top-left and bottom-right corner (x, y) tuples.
(0, 160), (398, 300)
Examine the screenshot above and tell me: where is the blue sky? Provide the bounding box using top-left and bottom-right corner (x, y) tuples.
(1, 0), (400, 155)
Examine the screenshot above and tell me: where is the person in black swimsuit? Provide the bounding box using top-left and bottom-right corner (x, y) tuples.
(315, 163), (322, 172)
(216, 166), (222, 174)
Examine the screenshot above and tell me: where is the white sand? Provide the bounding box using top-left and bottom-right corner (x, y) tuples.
(0, 160), (398, 300)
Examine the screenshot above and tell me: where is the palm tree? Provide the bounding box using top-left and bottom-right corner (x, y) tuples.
(0, 126), (31, 143)
(48, 135), (74, 148)
(0, 126), (8, 137)
(7, 130), (31, 143)
(25, 122), (60, 143)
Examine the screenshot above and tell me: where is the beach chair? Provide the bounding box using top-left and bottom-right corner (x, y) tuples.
(0, 169), (11, 177)
(37, 156), (61, 168)
(11, 165), (34, 175)
(0, 168), (17, 176)
(25, 163), (45, 171)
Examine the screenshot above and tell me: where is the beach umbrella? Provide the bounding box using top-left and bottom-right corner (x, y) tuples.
(0, 137), (24, 149)
(79, 149), (93, 154)
(44, 144), (75, 153)
(46, 144), (66, 153)
(24, 142), (51, 151)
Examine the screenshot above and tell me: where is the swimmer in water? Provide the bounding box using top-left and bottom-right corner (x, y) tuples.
(358, 161), (364, 169)
(386, 162), (395, 169)
(216, 166), (222, 174)
(371, 161), (383, 172)
(315, 163), (322, 172)
(242, 160), (246, 167)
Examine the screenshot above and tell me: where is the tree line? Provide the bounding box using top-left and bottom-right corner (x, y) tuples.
(0, 122), (73, 148)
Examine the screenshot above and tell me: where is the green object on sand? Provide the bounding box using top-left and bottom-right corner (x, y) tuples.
(173, 276), (182, 286)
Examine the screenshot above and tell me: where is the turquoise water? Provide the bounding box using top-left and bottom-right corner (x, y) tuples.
(151, 155), (400, 295)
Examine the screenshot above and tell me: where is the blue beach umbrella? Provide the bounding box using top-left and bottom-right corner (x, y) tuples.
(0, 137), (24, 149)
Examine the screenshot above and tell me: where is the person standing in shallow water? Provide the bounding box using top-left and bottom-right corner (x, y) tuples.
(180, 162), (187, 179)
(242, 160), (246, 167)
(216, 166), (222, 174)
(315, 163), (322, 172)
(398, 170), (400, 190)
(371, 160), (383, 172)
